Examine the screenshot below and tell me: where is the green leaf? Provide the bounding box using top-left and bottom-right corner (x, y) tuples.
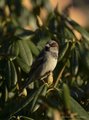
(6, 60), (12, 89)
(0, 91), (36, 118)
(15, 28), (34, 40)
(4, 86), (9, 102)
(9, 41), (19, 57)
(56, 88), (89, 119)
(31, 83), (46, 112)
(84, 51), (89, 70)
(18, 40), (33, 66)
(71, 47), (79, 76)
(6, 61), (17, 89)
(12, 92), (36, 115)
(17, 57), (30, 73)
(66, 17), (89, 42)
(28, 40), (39, 56)
(37, 38), (49, 50)
(20, 116), (34, 120)
(78, 41), (89, 70)
(41, 83), (48, 96)
(1, 85), (9, 103)
(10, 61), (18, 87)
(71, 97), (89, 120)
(32, 83), (48, 112)
(45, 89), (62, 109)
(64, 27), (75, 39)
(59, 42), (69, 61)
(62, 83), (71, 111)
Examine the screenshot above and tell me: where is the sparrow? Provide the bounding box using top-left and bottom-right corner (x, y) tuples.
(21, 40), (59, 90)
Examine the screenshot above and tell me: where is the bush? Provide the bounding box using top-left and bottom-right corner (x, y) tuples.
(0, 0), (89, 120)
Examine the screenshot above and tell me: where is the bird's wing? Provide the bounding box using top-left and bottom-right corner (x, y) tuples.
(20, 50), (45, 90)
(30, 49), (45, 73)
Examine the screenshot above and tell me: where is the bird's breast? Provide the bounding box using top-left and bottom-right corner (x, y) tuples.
(40, 56), (57, 76)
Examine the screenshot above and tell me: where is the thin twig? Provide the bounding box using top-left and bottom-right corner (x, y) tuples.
(54, 62), (67, 88)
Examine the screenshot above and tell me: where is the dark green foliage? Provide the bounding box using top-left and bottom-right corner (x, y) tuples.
(0, 0), (89, 120)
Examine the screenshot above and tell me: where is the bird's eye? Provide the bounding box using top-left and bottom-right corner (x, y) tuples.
(50, 42), (57, 47)
(45, 46), (50, 51)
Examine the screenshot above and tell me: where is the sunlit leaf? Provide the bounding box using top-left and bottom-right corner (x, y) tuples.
(66, 16), (89, 42)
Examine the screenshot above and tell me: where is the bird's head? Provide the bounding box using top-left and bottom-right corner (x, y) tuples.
(45, 40), (59, 54)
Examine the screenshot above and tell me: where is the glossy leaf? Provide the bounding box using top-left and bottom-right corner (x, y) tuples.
(62, 83), (71, 111)
(71, 97), (89, 120)
(28, 40), (39, 56)
(32, 83), (48, 112)
(17, 57), (30, 73)
(66, 17), (89, 42)
(6, 60), (12, 89)
(1, 91), (37, 117)
(6, 60), (17, 89)
(59, 42), (69, 61)
(20, 116), (34, 120)
(10, 61), (18, 87)
(71, 47), (79, 76)
(0, 1), (89, 119)
(18, 40), (33, 66)
(9, 41), (19, 57)
(4, 86), (9, 102)
(78, 41), (89, 70)
(15, 28), (34, 40)
(31, 83), (46, 112)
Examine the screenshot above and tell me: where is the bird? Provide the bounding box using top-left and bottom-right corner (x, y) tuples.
(20, 40), (59, 91)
